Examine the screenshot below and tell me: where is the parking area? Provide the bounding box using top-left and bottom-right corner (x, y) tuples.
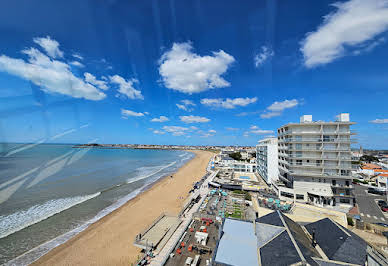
(354, 184), (388, 224)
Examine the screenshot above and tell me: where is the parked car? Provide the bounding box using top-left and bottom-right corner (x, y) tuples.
(368, 187), (386, 195)
(381, 204), (388, 212)
(377, 200), (387, 207)
(374, 222), (388, 227)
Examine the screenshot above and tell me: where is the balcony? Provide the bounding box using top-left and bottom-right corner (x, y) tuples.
(333, 193), (354, 198)
(331, 183), (354, 189)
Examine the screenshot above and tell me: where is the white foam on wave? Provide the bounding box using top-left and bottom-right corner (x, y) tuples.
(6, 188), (142, 266)
(0, 192), (101, 239)
(127, 160), (177, 184)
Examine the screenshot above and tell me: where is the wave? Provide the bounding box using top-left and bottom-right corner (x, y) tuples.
(0, 192), (100, 239)
(127, 160), (177, 184)
(6, 188), (142, 266)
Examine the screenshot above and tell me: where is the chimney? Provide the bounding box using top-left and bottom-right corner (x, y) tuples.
(311, 228), (316, 247)
(300, 115), (312, 123)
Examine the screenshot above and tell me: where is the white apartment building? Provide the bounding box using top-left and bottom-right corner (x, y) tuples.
(256, 138), (279, 185)
(276, 113), (356, 208)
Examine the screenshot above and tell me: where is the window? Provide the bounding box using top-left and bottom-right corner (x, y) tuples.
(340, 199), (350, 204)
(296, 194), (304, 200)
(296, 160), (302, 165)
(281, 191), (294, 198)
(332, 180), (336, 185)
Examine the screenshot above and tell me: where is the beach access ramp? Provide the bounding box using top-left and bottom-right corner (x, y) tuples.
(134, 213), (181, 251)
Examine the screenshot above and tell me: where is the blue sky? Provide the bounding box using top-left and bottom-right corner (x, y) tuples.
(0, 0), (387, 148)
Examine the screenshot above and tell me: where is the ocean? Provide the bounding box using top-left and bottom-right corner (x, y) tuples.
(0, 144), (194, 265)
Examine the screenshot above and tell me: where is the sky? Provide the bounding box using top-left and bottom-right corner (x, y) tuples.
(0, 0), (387, 148)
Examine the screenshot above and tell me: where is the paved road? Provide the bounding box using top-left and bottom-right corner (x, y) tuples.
(354, 184), (388, 224)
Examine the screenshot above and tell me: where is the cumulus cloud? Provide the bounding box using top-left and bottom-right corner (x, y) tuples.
(162, 125), (189, 136)
(121, 109), (145, 117)
(176, 99), (196, 111)
(153, 130), (165, 134)
(254, 46), (274, 67)
(72, 53), (83, 60)
(69, 61), (84, 68)
(84, 72), (108, 90)
(189, 126), (198, 130)
(301, 0), (388, 68)
(33, 36), (64, 58)
(244, 126), (273, 137)
(151, 116), (169, 122)
(180, 115), (210, 123)
(159, 42), (235, 94)
(369, 118), (388, 124)
(109, 75), (143, 100)
(226, 127), (239, 131)
(261, 99), (299, 118)
(0, 39), (105, 101)
(201, 97), (257, 109)
(200, 129), (216, 138)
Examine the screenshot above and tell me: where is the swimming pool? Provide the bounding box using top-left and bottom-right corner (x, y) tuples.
(239, 176), (250, 180)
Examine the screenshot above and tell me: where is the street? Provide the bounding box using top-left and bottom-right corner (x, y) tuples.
(354, 184), (388, 224)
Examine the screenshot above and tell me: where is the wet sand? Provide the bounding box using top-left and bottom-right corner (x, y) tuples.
(33, 150), (213, 266)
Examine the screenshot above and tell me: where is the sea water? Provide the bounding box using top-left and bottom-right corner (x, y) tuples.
(0, 144), (194, 265)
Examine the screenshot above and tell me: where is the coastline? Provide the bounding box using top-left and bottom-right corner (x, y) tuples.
(31, 150), (213, 266)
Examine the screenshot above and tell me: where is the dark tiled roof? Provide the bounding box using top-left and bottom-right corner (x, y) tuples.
(305, 218), (366, 265)
(256, 211), (284, 227)
(260, 230), (302, 266)
(282, 215), (321, 266)
(305, 218), (348, 258)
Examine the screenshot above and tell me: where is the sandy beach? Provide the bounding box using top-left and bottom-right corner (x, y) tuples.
(32, 150), (213, 266)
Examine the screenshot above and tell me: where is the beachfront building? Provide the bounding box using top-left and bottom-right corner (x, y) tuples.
(276, 113), (356, 208)
(232, 162), (256, 173)
(256, 137), (278, 185)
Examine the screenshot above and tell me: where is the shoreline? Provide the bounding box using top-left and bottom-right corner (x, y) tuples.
(30, 150), (213, 265)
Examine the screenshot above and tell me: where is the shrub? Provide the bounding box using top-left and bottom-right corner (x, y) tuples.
(347, 217), (354, 226)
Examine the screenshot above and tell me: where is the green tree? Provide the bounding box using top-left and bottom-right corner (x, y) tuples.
(229, 152), (242, 161)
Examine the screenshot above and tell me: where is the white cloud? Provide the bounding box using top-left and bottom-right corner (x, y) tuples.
(301, 0), (388, 68)
(121, 109), (145, 117)
(189, 126), (198, 130)
(33, 36), (64, 58)
(151, 116), (169, 122)
(180, 115), (210, 123)
(181, 99), (195, 106)
(226, 127), (239, 131)
(268, 99), (299, 111)
(69, 61), (84, 68)
(0, 41), (105, 101)
(244, 126), (273, 137)
(369, 118), (388, 124)
(250, 129), (274, 135)
(254, 46), (274, 67)
(261, 99), (299, 119)
(162, 125), (189, 136)
(158, 42), (235, 94)
(72, 53), (83, 60)
(153, 130), (165, 134)
(201, 97), (257, 109)
(200, 130), (216, 138)
(176, 99), (196, 112)
(109, 74), (143, 100)
(84, 72), (108, 90)
(260, 111), (282, 119)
